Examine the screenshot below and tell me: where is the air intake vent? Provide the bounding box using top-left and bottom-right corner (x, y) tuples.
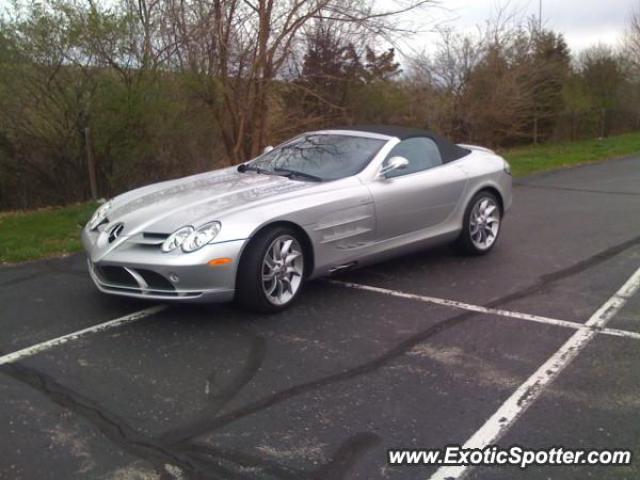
(143, 232), (169, 240)
(130, 232), (170, 246)
(96, 266), (137, 286)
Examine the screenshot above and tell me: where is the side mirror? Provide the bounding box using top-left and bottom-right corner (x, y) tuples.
(379, 156), (409, 177)
(263, 145), (274, 154)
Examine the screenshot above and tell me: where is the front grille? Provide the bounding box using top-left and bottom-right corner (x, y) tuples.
(89, 261), (202, 299)
(107, 223), (125, 243)
(94, 265), (175, 292)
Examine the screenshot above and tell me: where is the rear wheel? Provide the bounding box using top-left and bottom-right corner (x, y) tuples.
(454, 191), (502, 255)
(236, 227), (305, 313)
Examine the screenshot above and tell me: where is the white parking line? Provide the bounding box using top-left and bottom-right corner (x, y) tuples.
(330, 280), (640, 341)
(428, 266), (640, 480)
(0, 305), (167, 366)
(599, 325), (640, 341)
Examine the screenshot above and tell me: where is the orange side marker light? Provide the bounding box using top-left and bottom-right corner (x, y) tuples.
(208, 257), (233, 267)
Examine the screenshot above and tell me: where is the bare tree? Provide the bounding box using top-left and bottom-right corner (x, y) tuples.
(165, 0), (431, 163)
(626, 6), (640, 72)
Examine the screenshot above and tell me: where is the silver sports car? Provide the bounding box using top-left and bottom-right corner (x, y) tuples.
(82, 125), (512, 312)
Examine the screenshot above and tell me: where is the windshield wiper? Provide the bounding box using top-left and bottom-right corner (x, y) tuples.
(237, 164), (275, 175)
(273, 167), (323, 182)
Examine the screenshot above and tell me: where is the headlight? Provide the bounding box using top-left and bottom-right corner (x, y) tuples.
(503, 159), (512, 175)
(88, 201), (112, 230)
(161, 226), (194, 253)
(181, 221), (221, 252)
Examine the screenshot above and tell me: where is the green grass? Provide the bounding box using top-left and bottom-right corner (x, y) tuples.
(2, 131), (640, 264)
(503, 131), (640, 177)
(0, 202), (97, 264)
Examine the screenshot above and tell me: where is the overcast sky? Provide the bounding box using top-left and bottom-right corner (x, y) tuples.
(402, 0), (637, 55)
(1, 0), (635, 55)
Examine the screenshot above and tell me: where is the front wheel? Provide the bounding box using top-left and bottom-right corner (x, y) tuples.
(454, 191), (502, 255)
(236, 227), (305, 313)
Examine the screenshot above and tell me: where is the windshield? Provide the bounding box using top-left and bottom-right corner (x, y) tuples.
(248, 134), (386, 181)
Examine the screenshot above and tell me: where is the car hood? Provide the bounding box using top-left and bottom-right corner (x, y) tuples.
(107, 167), (313, 235)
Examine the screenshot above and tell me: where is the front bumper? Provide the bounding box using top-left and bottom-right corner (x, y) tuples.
(83, 228), (245, 303)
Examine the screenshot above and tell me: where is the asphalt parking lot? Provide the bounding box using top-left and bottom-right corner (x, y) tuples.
(1, 156), (640, 480)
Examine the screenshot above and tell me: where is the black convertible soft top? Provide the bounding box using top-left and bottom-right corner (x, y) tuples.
(335, 124), (470, 163)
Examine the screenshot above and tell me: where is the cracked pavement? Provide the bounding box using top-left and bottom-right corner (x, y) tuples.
(1, 156), (640, 479)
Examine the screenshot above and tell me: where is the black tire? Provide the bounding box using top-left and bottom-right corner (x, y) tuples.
(453, 190), (502, 255)
(235, 226), (306, 313)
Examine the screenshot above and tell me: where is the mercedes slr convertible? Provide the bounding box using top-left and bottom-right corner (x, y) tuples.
(82, 125), (512, 312)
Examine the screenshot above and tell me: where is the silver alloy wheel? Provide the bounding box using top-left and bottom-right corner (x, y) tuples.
(261, 235), (304, 306)
(469, 197), (500, 250)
